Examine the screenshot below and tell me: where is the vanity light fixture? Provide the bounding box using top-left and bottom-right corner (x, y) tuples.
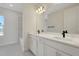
(36, 6), (46, 14)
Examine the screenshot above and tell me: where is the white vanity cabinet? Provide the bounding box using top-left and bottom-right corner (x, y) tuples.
(37, 36), (70, 56)
(29, 35), (45, 56)
(37, 40), (44, 56)
(44, 44), (56, 56)
(29, 34), (79, 56)
(29, 34), (38, 55)
(44, 44), (69, 56)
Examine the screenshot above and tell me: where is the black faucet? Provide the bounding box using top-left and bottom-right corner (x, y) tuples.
(62, 30), (68, 38)
(37, 30), (40, 34)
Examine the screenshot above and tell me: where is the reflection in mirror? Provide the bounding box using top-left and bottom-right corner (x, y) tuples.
(45, 11), (64, 33)
(42, 3), (79, 34)
(64, 4), (79, 34)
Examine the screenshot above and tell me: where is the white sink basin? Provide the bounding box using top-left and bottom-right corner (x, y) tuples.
(54, 36), (79, 44)
(54, 36), (73, 41)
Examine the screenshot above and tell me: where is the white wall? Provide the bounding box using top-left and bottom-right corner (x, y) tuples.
(0, 7), (21, 46)
(22, 4), (37, 51)
(18, 14), (22, 40)
(77, 6), (79, 34)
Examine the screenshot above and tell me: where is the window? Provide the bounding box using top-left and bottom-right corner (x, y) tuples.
(0, 16), (4, 36)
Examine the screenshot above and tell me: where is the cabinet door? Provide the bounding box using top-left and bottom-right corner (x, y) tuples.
(38, 41), (44, 56)
(44, 45), (56, 56)
(56, 51), (69, 56)
(30, 36), (37, 55)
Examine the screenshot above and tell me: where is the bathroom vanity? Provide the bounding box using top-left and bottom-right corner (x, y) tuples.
(28, 4), (79, 56)
(29, 33), (79, 56)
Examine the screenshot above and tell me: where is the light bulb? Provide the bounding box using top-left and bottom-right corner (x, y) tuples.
(40, 6), (43, 11)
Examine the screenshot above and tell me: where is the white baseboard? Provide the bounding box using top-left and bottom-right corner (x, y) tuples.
(0, 41), (17, 47)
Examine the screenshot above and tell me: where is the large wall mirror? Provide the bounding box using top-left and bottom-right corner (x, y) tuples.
(42, 3), (79, 34)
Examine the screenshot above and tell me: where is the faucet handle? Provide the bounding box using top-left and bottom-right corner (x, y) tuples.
(62, 30), (65, 33)
(65, 30), (68, 33)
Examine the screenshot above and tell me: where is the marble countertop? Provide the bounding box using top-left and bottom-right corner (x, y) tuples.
(29, 32), (79, 48)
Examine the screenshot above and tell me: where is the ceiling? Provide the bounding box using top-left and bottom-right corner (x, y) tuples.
(0, 3), (77, 14)
(34, 3), (78, 14)
(0, 3), (26, 13)
(45, 3), (77, 14)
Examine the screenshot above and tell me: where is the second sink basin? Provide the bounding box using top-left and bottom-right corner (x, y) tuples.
(54, 36), (73, 41)
(54, 36), (79, 44)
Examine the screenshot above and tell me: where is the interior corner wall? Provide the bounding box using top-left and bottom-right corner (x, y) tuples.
(22, 5), (37, 51)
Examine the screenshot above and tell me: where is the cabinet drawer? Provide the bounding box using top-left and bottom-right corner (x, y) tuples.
(56, 51), (70, 56)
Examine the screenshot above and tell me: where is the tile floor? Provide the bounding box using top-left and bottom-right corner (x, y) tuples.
(0, 42), (34, 56)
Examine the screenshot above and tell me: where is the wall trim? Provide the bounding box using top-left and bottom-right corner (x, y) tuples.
(0, 41), (17, 47)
